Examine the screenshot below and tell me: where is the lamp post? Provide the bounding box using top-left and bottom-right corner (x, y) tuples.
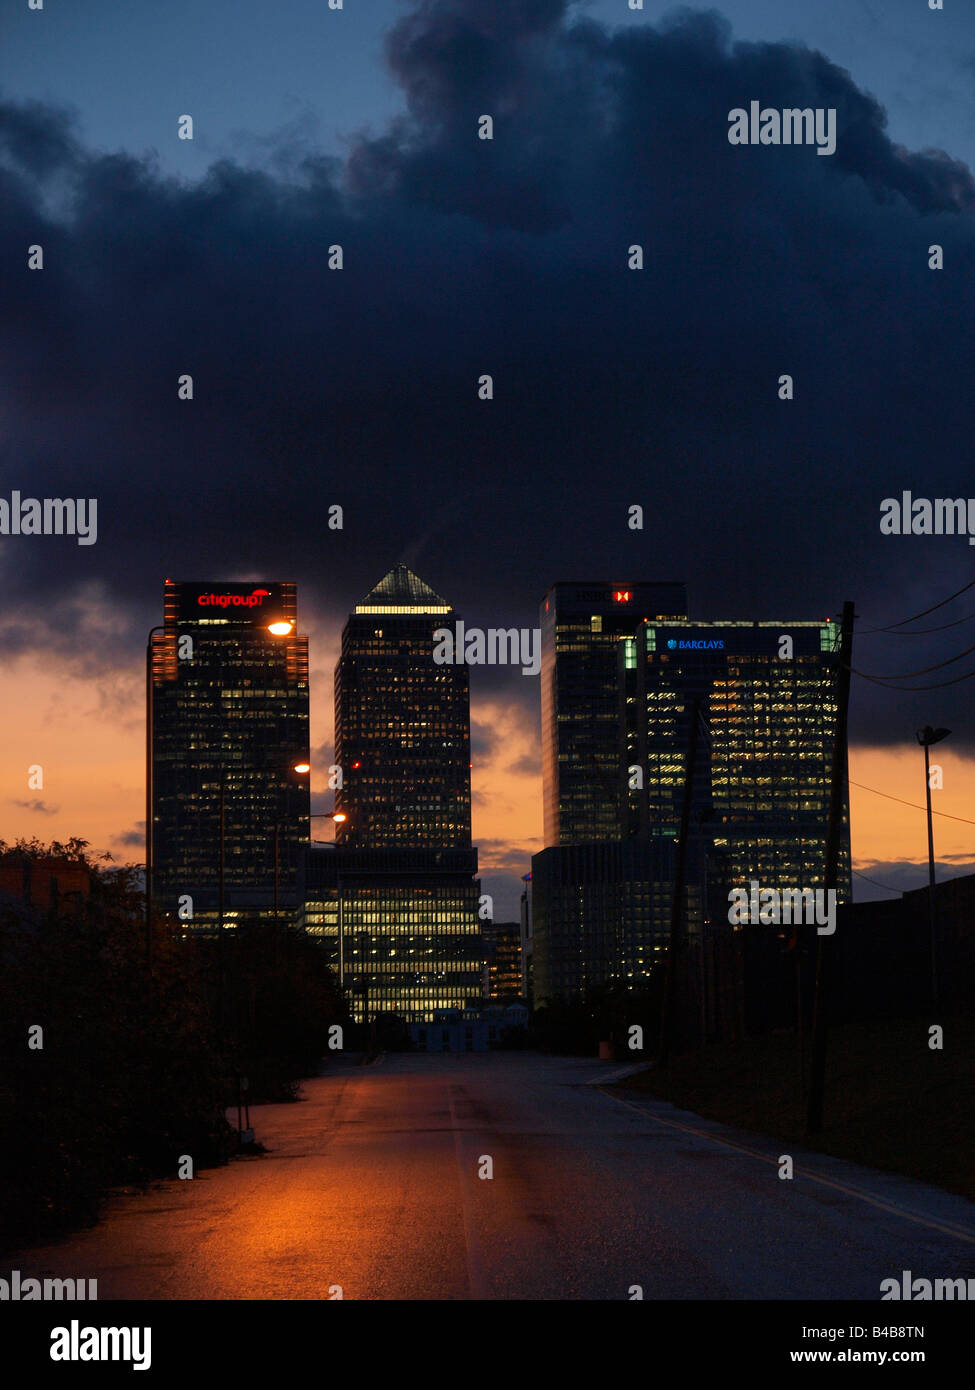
(305, 810), (347, 986)
(916, 725), (950, 1009)
(332, 813), (348, 987)
(274, 761), (312, 926)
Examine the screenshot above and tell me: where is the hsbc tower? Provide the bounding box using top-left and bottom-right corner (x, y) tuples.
(149, 580), (311, 927)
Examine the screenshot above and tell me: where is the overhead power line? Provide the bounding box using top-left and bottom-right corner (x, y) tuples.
(850, 664), (975, 692)
(849, 778), (975, 828)
(856, 611), (975, 636)
(851, 867), (902, 895)
(858, 578), (975, 634)
(853, 642), (975, 681)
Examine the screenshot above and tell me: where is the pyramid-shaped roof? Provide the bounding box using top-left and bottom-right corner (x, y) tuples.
(356, 564), (452, 614)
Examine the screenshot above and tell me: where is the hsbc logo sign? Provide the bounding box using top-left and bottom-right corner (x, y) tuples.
(197, 587), (272, 609)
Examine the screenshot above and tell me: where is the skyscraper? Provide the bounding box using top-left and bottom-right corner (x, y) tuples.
(481, 920), (524, 1001)
(150, 580), (310, 926)
(334, 566), (470, 848)
(622, 617), (850, 900)
(540, 582), (688, 846)
(532, 585), (848, 1006)
(300, 565), (483, 1022)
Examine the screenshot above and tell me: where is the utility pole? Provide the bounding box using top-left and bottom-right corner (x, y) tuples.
(916, 724), (950, 1010)
(806, 600), (854, 1136)
(924, 738), (937, 1009)
(659, 695), (702, 1066)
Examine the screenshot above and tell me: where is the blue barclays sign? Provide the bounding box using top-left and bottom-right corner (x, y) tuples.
(666, 638), (726, 651)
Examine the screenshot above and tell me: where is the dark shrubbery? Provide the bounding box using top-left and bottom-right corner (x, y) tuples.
(0, 839), (346, 1250)
(219, 920), (349, 1101)
(531, 980), (662, 1057)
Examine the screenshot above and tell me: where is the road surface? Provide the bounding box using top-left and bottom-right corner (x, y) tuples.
(7, 1053), (974, 1299)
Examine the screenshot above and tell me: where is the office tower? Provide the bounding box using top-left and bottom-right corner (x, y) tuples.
(299, 844), (483, 1022)
(532, 581), (687, 1004)
(481, 920), (524, 1001)
(622, 616), (851, 900)
(540, 582), (688, 846)
(532, 586), (848, 1006)
(531, 839), (681, 1003)
(334, 565), (470, 848)
(150, 580), (310, 924)
(300, 565), (482, 1022)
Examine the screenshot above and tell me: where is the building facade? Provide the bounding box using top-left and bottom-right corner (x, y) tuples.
(531, 839), (683, 1004)
(334, 566), (470, 849)
(534, 581), (687, 1004)
(298, 845), (482, 1021)
(482, 919), (524, 1001)
(540, 582), (688, 846)
(532, 585), (849, 1005)
(311, 566), (483, 1021)
(622, 618), (850, 902)
(150, 580), (310, 925)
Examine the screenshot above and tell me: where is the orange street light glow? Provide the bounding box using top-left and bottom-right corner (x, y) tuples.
(267, 620), (294, 635)
(293, 762), (311, 774)
(332, 812), (348, 823)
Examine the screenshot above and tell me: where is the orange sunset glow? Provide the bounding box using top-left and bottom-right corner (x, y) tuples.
(3, 648), (972, 899)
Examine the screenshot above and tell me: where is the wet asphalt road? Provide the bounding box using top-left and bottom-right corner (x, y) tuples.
(7, 1052), (974, 1299)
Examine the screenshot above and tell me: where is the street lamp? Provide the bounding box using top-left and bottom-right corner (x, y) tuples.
(916, 725), (950, 1008)
(332, 812), (347, 985)
(273, 761), (313, 921)
(302, 814), (347, 985)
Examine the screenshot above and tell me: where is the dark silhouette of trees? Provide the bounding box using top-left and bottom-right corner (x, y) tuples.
(0, 839), (345, 1249)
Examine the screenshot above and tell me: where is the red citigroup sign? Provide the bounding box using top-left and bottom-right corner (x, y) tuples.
(198, 587), (271, 609)
(175, 581), (287, 623)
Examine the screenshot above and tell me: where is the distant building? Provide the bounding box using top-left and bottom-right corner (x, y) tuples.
(622, 617), (850, 903)
(409, 1003), (531, 1052)
(531, 839), (684, 1004)
(299, 844), (483, 1023)
(533, 582), (688, 1004)
(482, 920), (524, 1000)
(334, 565), (470, 849)
(533, 587), (848, 1005)
(0, 855), (92, 916)
(303, 566), (482, 1023)
(540, 582), (688, 846)
(150, 580), (310, 927)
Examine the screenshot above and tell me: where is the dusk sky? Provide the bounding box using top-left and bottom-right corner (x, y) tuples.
(3, 0), (975, 917)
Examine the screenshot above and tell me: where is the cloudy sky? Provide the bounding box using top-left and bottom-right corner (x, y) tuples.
(3, 0), (975, 917)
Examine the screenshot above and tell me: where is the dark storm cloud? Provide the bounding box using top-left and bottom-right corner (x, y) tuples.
(2, 0), (975, 746)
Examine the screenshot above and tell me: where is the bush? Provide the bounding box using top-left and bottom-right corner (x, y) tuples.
(0, 840), (345, 1249)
